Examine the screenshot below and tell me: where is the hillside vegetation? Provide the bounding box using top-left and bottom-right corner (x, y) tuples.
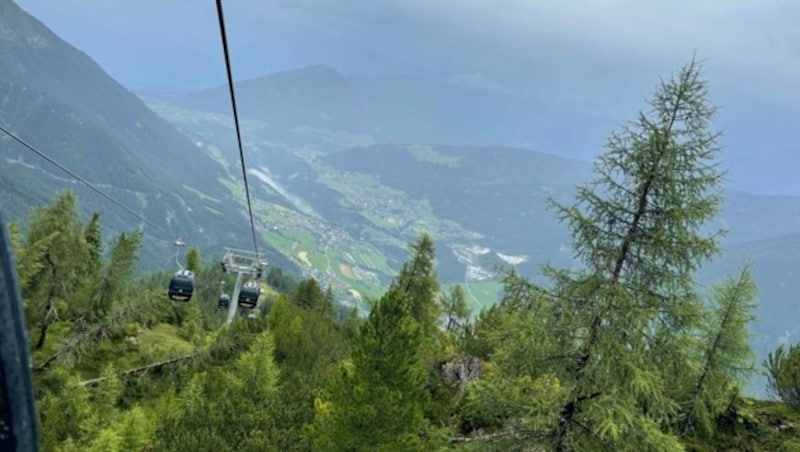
(152, 85), (800, 398)
(10, 59), (800, 451)
(0, 0), (299, 273)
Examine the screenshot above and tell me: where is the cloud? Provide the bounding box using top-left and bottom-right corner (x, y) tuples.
(319, 0), (800, 106)
(15, 0), (800, 107)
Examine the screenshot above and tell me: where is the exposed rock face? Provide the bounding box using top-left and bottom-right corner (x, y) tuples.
(438, 355), (483, 394)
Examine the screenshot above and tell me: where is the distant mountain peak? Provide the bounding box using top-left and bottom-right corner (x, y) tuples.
(259, 64), (346, 84)
(291, 64), (341, 76)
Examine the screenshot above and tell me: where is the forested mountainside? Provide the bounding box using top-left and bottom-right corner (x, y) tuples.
(156, 83), (800, 395)
(8, 58), (800, 450)
(0, 0), (297, 274)
(5, 0), (800, 449)
(5, 0), (800, 376)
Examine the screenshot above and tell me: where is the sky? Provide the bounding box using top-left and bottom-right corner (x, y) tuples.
(14, 0), (800, 194)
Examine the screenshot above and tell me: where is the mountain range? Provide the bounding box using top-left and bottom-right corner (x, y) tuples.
(3, 0), (800, 396)
(0, 0), (298, 273)
(173, 64), (620, 160)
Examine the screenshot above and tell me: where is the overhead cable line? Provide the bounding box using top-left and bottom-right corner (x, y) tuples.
(215, 0), (260, 257)
(0, 123), (173, 242)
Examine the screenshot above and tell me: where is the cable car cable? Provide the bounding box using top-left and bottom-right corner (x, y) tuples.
(0, 123), (173, 243)
(214, 0), (260, 258)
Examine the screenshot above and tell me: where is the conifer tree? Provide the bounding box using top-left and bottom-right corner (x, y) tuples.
(312, 287), (440, 450)
(679, 265), (758, 437)
(267, 266), (296, 291)
(268, 286), (350, 449)
(440, 284), (470, 333)
(153, 331), (281, 450)
(84, 212), (103, 273)
(546, 57), (729, 449)
(292, 277), (328, 312)
(459, 58), (738, 450)
(22, 190), (94, 350)
(543, 57), (731, 450)
(391, 233), (440, 339)
(7, 221), (47, 290)
(323, 284), (336, 317)
(184, 246), (202, 274)
(765, 343), (800, 408)
(89, 231), (141, 320)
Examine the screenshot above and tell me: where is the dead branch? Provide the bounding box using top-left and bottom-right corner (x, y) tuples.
(78, 353), (198, 387)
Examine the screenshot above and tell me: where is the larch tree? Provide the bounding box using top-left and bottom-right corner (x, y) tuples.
(546, 57), (728, 450)
(439, 284), (470, 334)
(679, 265), (758, 437)
(84, 212), (103, 274)
(765, 343), (800, 408)
(21, 190), (95, 351)
(89, 230), (141, 319)
(469, 58), (749, 450)
(391, 233), (440, 339)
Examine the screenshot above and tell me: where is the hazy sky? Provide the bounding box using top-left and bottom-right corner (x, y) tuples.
(14, 0), (800, 194)
(15, 1), (798, 100)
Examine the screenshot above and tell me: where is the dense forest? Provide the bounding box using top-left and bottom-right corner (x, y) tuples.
(9, 60), (800, 451)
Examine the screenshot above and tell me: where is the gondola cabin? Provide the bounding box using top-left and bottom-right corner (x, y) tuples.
(168, 270), (196, 302)
(218, 293), (230, 309)
(238, 281), (261, 309)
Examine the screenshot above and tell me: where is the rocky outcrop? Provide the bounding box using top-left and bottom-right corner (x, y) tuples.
(437, 355), (483, 395)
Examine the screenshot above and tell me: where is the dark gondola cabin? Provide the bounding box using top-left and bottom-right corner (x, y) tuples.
(218, 293), (230, 309)
(238, 281), (260, 309)
(168, 270), (196, 301)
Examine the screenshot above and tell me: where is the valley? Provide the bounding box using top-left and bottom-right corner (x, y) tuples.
(146, 97), (564, 311)
(2, 0), (800, 403)
(142, 89), (800, 397)
(7, 1), (800, 448)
